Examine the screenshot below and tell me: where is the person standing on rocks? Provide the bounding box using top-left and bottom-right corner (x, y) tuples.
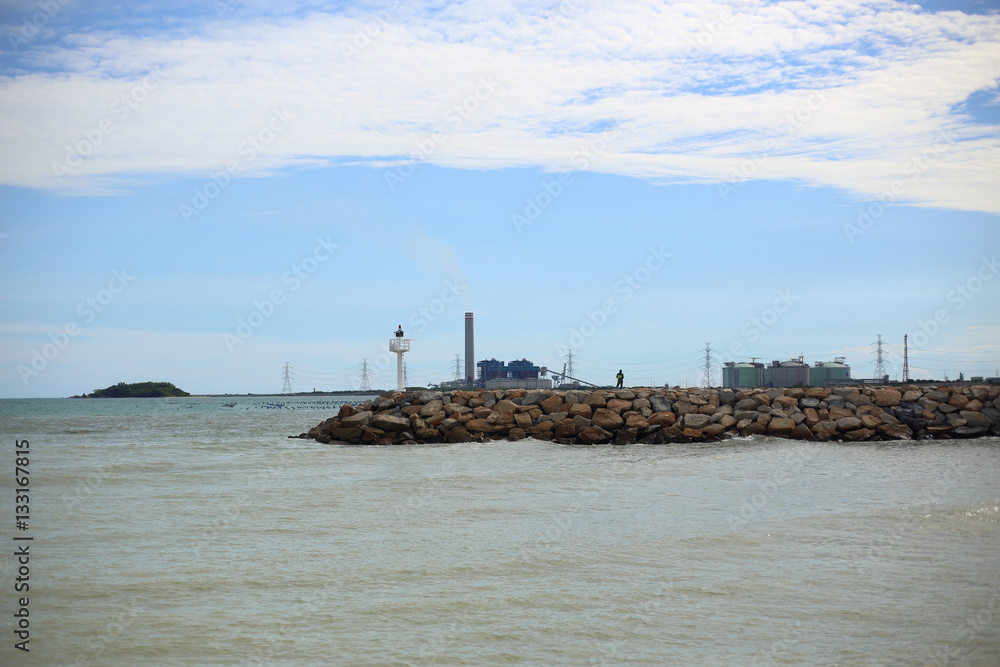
(616, 370), (624, 388)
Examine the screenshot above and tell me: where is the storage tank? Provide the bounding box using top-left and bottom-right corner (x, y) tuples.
(810, 357), (851, 387)
(722, 362), (765, 388)
(766, 358), (810, 387)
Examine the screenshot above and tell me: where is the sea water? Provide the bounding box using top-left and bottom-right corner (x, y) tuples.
(1, 396), (998, 666)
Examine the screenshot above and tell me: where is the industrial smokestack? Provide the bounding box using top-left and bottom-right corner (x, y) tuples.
(465, 312), (474, 388)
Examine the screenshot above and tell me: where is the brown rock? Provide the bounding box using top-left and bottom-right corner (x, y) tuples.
(836, 417), (862, 432)
(592, 408), (625, 430)
(606, 398), (634, 414)
(415, 427), (439, 440)
(583, 392), (608, 407)
(872, 388), (902, 407)
(446, 428), (475, 443)
(806, 387), (830, 399)
(371, 414), (409, 431)
(682, 413), (711, 430)
(948, 394), (970, 410)
(465, 418), (493, 433)
(493, 399), (518, 414)
(337, 403), (356, 419)
(829, 406), (855, 421)
(767, 417), (796, 437)
(680, 428), (704, 439)
(791, 424), (814, 440)
(540, 394), (564, 414)
(514, 412), (533, 430)
(772, 395), (799, 411)
(648, 412), (676, 428)
(577, 426), (613, 444)
(702, 423), (725, 438)
(625, 414), (649, 430)
(860, 414), (883, 430)
(554, 422), (578, 439)
(812, 420), (838, 439)
(508, 428), (526, 441)
(568, 403), (593, 419)
(803, 408), (820, 428)
(843, 428), (875, 441)
(740, 422), (766, 437)
(876, 423), (913, 440)
(329, 427), (363, 442)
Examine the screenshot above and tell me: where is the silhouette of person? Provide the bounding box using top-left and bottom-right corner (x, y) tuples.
(616, 370), (624, 388)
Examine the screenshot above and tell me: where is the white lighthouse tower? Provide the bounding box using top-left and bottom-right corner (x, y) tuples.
(389, 325), (410, 392)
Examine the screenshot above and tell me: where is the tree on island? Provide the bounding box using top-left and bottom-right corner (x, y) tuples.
(86, 382), (190, 398)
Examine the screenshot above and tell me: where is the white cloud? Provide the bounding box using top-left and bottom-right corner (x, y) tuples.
(1, 0), (998, 212)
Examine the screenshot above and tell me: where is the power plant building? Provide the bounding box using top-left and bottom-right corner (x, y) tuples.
(722, 362), (765, 389)
(766, 358), (810, 387)
(810, 358), (851, 387)
(477, 358), (551, 389)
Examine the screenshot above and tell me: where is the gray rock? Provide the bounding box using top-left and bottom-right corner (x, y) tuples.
(649, 396), (673, 413)
(371, 414), (409, 431)
(682, 413), (711, 430)
(800, 397), (821, 409)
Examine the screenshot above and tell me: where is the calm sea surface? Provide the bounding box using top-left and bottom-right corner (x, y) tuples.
(1, 396), (998, 666)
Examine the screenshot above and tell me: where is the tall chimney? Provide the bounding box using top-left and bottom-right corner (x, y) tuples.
(465, 312), (474, 388)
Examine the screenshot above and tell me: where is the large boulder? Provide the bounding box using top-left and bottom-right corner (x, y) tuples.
(876, 423), (913, 440)
(872, 388), (902, 407)
(577, 426), (613, 444)
(341, 411), (372, 428)
(649, 395), (672, 413)
(371, 414), (409, 431)
(681, 413), (711, 430)
(767, 417), (796, 437)
(592, 408), (625, 430)
(836, 417), (863, 432)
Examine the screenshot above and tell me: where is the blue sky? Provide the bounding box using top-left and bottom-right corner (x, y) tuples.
(1, 0), (998, 397)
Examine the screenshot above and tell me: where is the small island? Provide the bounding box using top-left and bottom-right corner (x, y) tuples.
(77, 381), (190, 398)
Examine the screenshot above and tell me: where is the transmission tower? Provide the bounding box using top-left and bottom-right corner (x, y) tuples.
(873, 334), (886, 379)
(702, 342), (715, 387)
(566, 350), (575, 378)
(453, 354), (462, 381)
(902, 334), (909, 382)
(359, 358), (372, 392)
(281, 362), (293, 394)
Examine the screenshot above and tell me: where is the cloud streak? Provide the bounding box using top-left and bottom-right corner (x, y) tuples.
(1, 0), (998, 212)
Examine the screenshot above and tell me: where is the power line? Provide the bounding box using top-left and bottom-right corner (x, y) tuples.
(873, 334), (886, 379)
(359, 359), (371, 392)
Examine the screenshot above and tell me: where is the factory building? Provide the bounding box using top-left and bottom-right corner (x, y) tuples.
(476, 358), (551, 389)
(722, 362), (766, 389)
(765, 358), (810, 388)
(810, 358), (851, 387)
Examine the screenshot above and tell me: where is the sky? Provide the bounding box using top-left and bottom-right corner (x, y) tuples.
(0, 0), (998, 397)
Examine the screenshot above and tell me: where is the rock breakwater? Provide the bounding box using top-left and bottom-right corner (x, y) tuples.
(302, 384), (1000, 445)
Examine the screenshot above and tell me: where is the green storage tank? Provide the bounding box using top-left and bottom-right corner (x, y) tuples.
(810, 358), (851, 387)
(722, 362), (765, 388)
